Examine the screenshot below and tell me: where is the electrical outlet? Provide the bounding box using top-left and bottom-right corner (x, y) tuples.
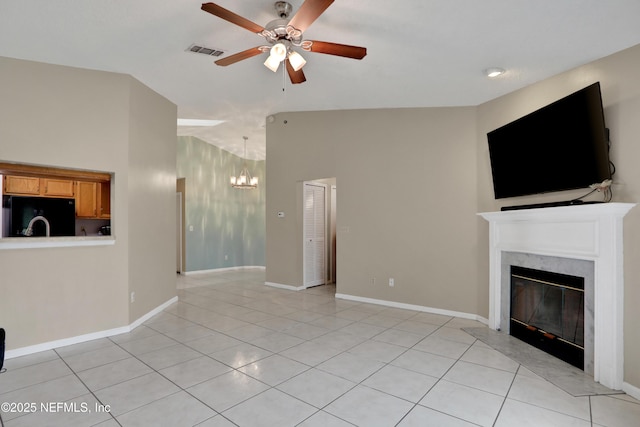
(224, 254), (228, 261)
(130, 292), (135, 303)
(372, 277), (376, 285)
(389, 278), (395, 287)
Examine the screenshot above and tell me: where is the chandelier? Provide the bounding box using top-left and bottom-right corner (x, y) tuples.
(230, 136), (258, 189)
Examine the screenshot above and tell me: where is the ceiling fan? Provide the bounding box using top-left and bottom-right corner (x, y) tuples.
(201, 0), (367, 84)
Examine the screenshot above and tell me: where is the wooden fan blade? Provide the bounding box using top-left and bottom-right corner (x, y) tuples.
(288, 0), (334, 33)
(201, 3), (264, 34)
(215, 47), (264, 66)
(286, 59), (306, 84)
(306, 40), (367, 59)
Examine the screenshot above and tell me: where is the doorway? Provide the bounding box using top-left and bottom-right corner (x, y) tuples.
(176, 192), (183, 273)
(302, 179), (337, 289)
(176, 178), (186, 274)
(303, 182), (326, 288)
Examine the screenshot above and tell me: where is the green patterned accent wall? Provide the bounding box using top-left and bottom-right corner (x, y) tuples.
(177, 136), (265, 271)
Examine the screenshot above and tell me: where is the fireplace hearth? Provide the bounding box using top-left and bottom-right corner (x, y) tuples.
(510, 265), (584, 369)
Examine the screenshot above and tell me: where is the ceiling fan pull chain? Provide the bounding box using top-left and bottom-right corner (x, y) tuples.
(282, 62), (286, 93)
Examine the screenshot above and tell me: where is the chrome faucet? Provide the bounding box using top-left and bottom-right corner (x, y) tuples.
(24, 215), (50, 237)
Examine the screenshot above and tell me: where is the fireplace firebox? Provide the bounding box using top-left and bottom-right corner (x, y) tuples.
(510, 265), (584, 370)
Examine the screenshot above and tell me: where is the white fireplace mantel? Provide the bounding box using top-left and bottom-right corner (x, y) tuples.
(479, 202), (635, 390)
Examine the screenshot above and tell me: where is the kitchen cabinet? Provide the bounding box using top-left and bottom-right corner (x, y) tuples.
(4, 175), (41, 195)
(75, 181), (110, 219)
(42, 178), (75, 197)
(97, 181), (111, 219)
(4, 175), (75, 197)
(75, 181), (97, 218)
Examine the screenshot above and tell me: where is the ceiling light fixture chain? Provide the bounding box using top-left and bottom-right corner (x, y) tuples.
(282, 60), (286, 92)
(230, 136), (258, 189)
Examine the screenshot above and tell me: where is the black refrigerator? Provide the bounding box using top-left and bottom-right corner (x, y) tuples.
(5, 195), (76, 237)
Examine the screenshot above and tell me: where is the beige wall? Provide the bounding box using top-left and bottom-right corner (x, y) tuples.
(266, 44), (640, 389)
(0, 57), (177, 349)
(266, 107), (481, 314)
(126, 78), (178, 322)
(476, 44), (640, 389)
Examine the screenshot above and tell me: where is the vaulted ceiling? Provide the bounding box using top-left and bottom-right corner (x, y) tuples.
(2, 1), (640, 160)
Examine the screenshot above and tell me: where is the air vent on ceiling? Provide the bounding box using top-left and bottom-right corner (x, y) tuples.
(186, 44), (225, 57)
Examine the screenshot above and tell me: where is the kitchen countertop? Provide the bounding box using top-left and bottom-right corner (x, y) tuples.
(0, 235), (115, 250)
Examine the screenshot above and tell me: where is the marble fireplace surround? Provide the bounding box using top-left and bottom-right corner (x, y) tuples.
(502, 252), (594, 374)
(479, 203), (635, 390)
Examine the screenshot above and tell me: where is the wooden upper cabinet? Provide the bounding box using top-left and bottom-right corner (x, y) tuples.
(97, 181), (111, 219)
(4, 175), (75, 198)
(76, 181), (111, 219)
(42, 178), (75, 197)
(75, 181), (97, 218)
(4, 175), (41, 195)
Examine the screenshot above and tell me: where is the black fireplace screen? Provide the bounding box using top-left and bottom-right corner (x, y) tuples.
(510, 265), (585, 369)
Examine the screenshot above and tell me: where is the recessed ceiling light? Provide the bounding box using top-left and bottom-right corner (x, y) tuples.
(484, 67), (506, 78)
(177, 119), (225, 127)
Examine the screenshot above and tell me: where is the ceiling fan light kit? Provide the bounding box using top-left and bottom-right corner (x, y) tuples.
(200, 0), (367, 84)
(264, 42), (290, 72)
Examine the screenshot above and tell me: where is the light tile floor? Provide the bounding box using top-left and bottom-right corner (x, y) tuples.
(1, 269), (640, 426)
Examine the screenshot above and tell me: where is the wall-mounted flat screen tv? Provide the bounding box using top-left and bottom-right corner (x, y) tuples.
(487, 82), (611, 199)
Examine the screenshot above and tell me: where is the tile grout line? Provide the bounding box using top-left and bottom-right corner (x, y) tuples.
(52, 347), (122, 426)
(395, 333), (483, 426)
(491, 361), (520, 427)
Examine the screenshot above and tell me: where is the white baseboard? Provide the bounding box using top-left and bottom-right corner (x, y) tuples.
(5, 326), (129, 359)
(622, 381), (640, 400)
(129, 296), (178, 330)
(265, 281), (306, 291)
(183, 266), (265, 275)
(261, 284), (489, 325)
(5, 296), (178, 360)
(335, 292), (489, 325)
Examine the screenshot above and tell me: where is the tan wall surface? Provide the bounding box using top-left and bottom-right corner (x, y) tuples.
(126, 77), (178, 323)
(0, 57), (176, 349)
(476, 44), (640, 389)
(266, 107), (481, 314)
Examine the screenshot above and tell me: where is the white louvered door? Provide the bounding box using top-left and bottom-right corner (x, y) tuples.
(303, 182), (326, 288)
